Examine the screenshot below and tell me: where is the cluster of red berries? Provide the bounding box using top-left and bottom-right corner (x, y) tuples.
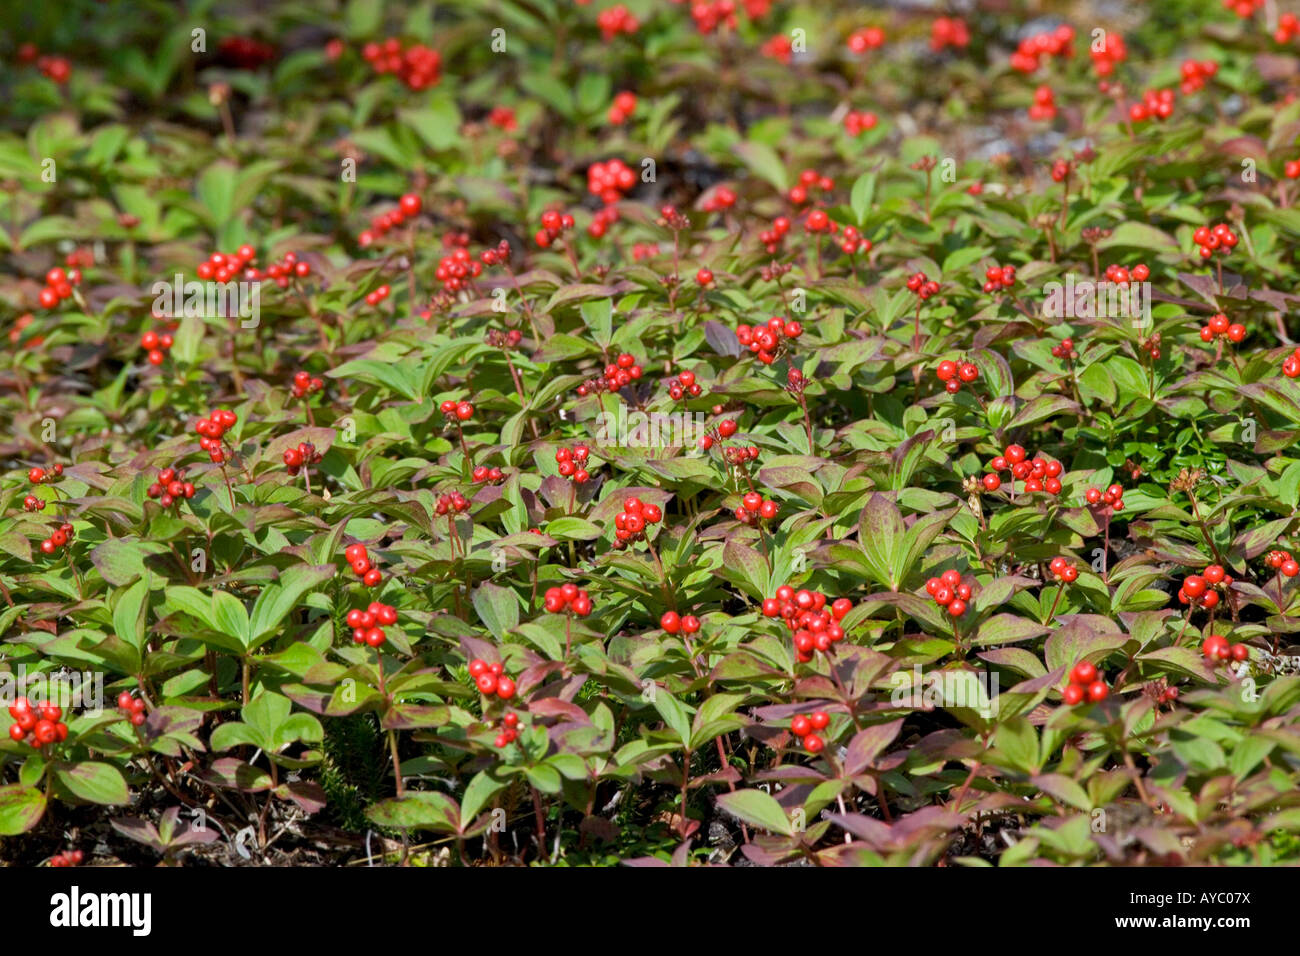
(139, 326), (176, 366)
(434, 247), (482, 293)
(361, 38), (441, 90)
(982, 264), (1017, 292)
(721, 442), (761, 465)
(612, 496), (664, 549)
(1223, 0), (1263, 18)
(290, 370), (325, 400)
(193, 246), (254, 283)
(283, 442), (322, 476)
(577, 353), (642, 395)
(493, 712), (521, 748)
(758, 215), (792, 253)
(146, 466), (196, 508)
(985, 447), (1063, 494)
(597, 4), (640, 41)
(666, 368), (703, 401)
(588, 205), (620, 238)
(1178, 564), (1233, 612)
(1062, 661), (1109, 705)
(735, 317), (802, 365)
(803, 208), (838, 235)
(1050, 159), (1072, 183)
(843, 110), (878, 137)
(17, 44), (71, 83)
(38, 522), (75, 556)
(363, 284), (392, 308)
(760, 34), (793, 64)
(479, 240), (514, 269)
(1192, 223), (1238, 259)
(23, 467), (58, 511)
(535, 209), (576, 248)
(788, 168), (835, 206)
(344, 542), (383, 588)
(1104, 262), (1150, 286)
(1028, 85), (1057, 122)
(48, 849), (84, 867)
(690, 0), (744, 34)
(23, 465), (58, 509)
(762, 587), (852, 663)
(472, 465), (505, 484)
(789, 711), (830, 753)
(346, 601), (397, 647)
(1266, 549), (1300, 577)
(555, 444), (592, 483)
(469, 659), (516, 698)
(116, 691), (148, 726)
(194, 408), (238, 464)
(9, 313), (41, 349)
(1084, 483), (1125, 510)
(357, 193), (423, 247)
(1277, 12), (1300, 42)
(543, 583), (594, 617)
(1129, 88), (1175, 123)
(734, 491), (779, 525)
(1201, 634), (1249, 665)
(608, 90), (637, 124)
(587, 159), (637, 204)
(659, 611), (701, 635)
(28, 464), (62, 486)
(255, 250), (312, 287)
(935, 359), (979, 394)
(435, 491), (471, 516)
(697, 417), (739, 453)
(1178, 59), (1218, 94)
(36, 266), (81, 310)
(1049, 556), (1080, 584)
(1198, 313), (1247, 344)
(7, 698), (67, 747)
(1010, 26), (1074, 73)
(700, 185), (737, 213)
(846, 26), (886, 54)
(906, 271), (940, 299)
(924, 569), (972, 617)
(1050, 337), (1078, 361)
(929, 16), (969, 51)
(837, 224), (872, 255)
(1283, 346), (1300, 378)
(1089, 32), (1126, 77)
(438, 399), (474, 422)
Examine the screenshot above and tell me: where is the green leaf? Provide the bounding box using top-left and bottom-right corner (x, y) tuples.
(247, 565), (334, 647)
(52, 762), (129, 806)
(733, 141), (788, 192)
(0, 784), (46, 835)
(196, 160), (238, 229)
(850, 172), (876, 225)
(472, 582), (520, 640)
(652, 691), (694, 748)
(111, 574), (151, 651)
(367, 792), (461, 832)
(714, 789), (795, 836)
(460, 769), (508, 822)
(973, 614), (1050, 647)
